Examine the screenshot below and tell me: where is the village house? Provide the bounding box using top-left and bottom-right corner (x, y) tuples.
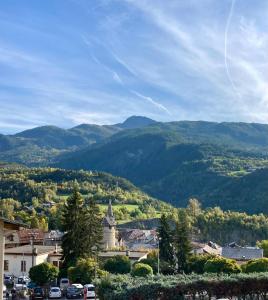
(191, 241), (222, 256)
(5, 229), (45, 248)
(118, 229), (158, 250)
(4, 245), (60, 278)
(222, 242), (263, 264)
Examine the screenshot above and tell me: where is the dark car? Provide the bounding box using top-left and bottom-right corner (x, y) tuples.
(66, 287), (83, 299)
(31, 287), (45, 299)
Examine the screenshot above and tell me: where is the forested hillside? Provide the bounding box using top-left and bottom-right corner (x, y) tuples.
(2, 118), (268, 214)
(0, 116), (155, 165)
(0, 166), (172, 229)
(57, 123), (268, 213)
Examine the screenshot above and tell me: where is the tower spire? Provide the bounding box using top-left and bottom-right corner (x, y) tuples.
(107, 199), (113, 217)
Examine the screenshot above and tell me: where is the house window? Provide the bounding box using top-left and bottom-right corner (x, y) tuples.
(21, 260), (26, 272)
(4, 260), (9, 271)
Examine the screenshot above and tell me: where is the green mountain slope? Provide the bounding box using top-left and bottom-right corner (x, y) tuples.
(56, 121), (268, 213)
(0, 116), (155, 165)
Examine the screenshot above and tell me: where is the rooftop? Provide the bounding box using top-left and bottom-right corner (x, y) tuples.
(99, 250), (148, 259)
(5, 245), (56, 256)
(222, 246), (263, 260)
(0, 217), (28, 230)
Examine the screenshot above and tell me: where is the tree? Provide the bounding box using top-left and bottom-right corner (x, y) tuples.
(204, 257), (241, 273)
(188, 254), (215, 274)
(243, 258), (268, 273)
(158, 214), (175, 270)
(131, 263), (153, 277)
(257, 240), (268, 257)
(83, 197), (103, 252)
(187, 198), (201, 218)
(61, 186), (84, 268)
(68, 258), (107, 284)
(103, 255), (131, 274)
(29, 262), (58, 286)
(174, 210), (192, 273)
(61, 188), (103, 269)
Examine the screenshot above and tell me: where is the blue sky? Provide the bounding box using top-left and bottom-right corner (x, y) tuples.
(1, 0), (268, 133)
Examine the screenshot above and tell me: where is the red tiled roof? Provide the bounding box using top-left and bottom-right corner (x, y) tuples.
(18, 229), (45, 244)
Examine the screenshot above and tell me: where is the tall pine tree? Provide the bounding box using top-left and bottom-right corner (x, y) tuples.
(174, 210), (192, 273)
(83, 197), (103, 253)
(158, 214), (175, 269)
(61, 187), (103, 269)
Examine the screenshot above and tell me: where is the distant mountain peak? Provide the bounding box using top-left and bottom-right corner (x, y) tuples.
(119, 115), (156, 129)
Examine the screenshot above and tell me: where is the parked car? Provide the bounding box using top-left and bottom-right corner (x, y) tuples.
(18, 276), (30, 284)
(27, 282), (37, 289)
(60, 278), (69, 292)
(4, 275), (13, 285)
(84, 284), (96, 299)
(49, 287), (62, 299)
(31, 287), (45, 299)
(66, 286), (83, 299)
(71, 284), (83, 290)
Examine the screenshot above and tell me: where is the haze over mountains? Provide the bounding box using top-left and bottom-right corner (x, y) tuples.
(1, 115), (268, 214)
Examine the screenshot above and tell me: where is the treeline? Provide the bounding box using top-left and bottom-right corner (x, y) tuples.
(194, 206), (268, 245)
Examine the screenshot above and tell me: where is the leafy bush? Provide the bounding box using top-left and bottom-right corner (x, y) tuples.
(103, 255), (131, 274)
(243, 258), (268, 273)
(188, 254), (215, 274)
(131, 263), (153, 277)
(29, 262), (58, 286)
(204, 257), (241, 273)
(68, 258), (107, 284)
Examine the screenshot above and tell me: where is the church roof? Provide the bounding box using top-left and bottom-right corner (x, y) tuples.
(102, 200), (116, 227)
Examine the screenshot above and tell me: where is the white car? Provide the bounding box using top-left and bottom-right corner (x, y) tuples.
(49, 287), (62, 299)
(71, 284), (83, 290)
(59, 278), (69, 291)
(84, 284), (96, 299)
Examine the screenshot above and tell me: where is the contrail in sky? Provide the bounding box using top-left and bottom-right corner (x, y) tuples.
(224, 0), (241, 98)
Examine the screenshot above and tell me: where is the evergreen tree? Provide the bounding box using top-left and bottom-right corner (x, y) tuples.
(174, 210), (192, 273)
(61, 187), (103, 269)
(83, 197), (103, 253)
(158, 214), (175, 269)
(61, 186), (84, 269)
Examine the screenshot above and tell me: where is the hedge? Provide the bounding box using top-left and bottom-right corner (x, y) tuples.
(95, 272), (268, 300)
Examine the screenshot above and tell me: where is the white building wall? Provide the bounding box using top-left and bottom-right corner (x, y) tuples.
(103, 227), (116, 249)
(4, 253), (49, 277)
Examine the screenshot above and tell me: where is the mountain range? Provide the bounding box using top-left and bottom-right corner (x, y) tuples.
(1, 116), (268, 214)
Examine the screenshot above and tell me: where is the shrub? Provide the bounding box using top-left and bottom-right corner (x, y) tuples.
(204, 257), (241, 273)
(68, 258), (107, 284)
(131, 263), (153, 277)
(95, 273), (268, 300)
(103, 255), (131, 274)
(243, 258), (268, 273)
(29, 262), (58, 286)
(188, 254), (215, 274)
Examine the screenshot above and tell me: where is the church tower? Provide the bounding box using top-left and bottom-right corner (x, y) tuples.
(102, 200), (116, 249)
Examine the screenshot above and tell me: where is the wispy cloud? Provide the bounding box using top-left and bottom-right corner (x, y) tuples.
(131, 90), (171, 115)
(1, 0), (268, 133)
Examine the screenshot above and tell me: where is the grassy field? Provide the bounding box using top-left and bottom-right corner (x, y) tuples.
(99, 204), (139, 211)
